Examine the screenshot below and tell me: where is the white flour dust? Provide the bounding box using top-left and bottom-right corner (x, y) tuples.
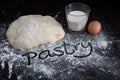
(0, 26), (120, 80)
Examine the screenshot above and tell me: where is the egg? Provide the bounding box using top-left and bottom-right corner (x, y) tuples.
(88, 20), (101, 35)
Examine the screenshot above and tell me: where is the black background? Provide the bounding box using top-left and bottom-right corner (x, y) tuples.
(0, 0), (120, 24)
(0, 0), (120, 80)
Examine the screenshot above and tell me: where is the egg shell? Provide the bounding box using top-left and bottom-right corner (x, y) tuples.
(88, 20), (101, 35)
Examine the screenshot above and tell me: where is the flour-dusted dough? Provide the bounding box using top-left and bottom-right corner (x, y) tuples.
(6, 15), (65, 50)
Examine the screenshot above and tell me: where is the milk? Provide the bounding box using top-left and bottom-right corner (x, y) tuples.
(67, 11), (88, 31)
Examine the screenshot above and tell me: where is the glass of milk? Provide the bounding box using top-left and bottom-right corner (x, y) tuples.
(65, 3), (90, 31)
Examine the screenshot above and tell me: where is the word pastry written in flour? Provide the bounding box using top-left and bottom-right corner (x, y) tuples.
(22, 41), (93, 65)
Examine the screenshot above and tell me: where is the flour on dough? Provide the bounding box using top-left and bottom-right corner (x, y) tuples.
(6, 15), (65, 50)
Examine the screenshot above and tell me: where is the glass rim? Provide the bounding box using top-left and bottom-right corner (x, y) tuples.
(65, 2), (90, 17)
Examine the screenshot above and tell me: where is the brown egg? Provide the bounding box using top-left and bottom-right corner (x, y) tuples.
(88, 20), (101, 35)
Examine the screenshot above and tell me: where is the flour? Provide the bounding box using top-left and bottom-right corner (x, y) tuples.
(33, 63), (54, 78)
(1, 60), (5, 69)
(17, 75), (23, 80)
(8, 61), (13, 78)
(0, 19), (120, 80)
(0, 30), (111, 79)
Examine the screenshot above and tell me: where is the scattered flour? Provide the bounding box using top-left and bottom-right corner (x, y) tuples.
(0, 19), (120, 80)
(0, 29), (117, 80)
(1, 60), (5, 69)
(8, 61), (13, 78)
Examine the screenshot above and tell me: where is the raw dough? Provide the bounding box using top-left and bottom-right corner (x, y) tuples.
(6, 15), (65, 50)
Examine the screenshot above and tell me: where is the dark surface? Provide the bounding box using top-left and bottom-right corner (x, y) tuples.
(0, 0), (120, 80)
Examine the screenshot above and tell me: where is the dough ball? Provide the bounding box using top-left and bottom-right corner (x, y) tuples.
(6, 15), (65, 50)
